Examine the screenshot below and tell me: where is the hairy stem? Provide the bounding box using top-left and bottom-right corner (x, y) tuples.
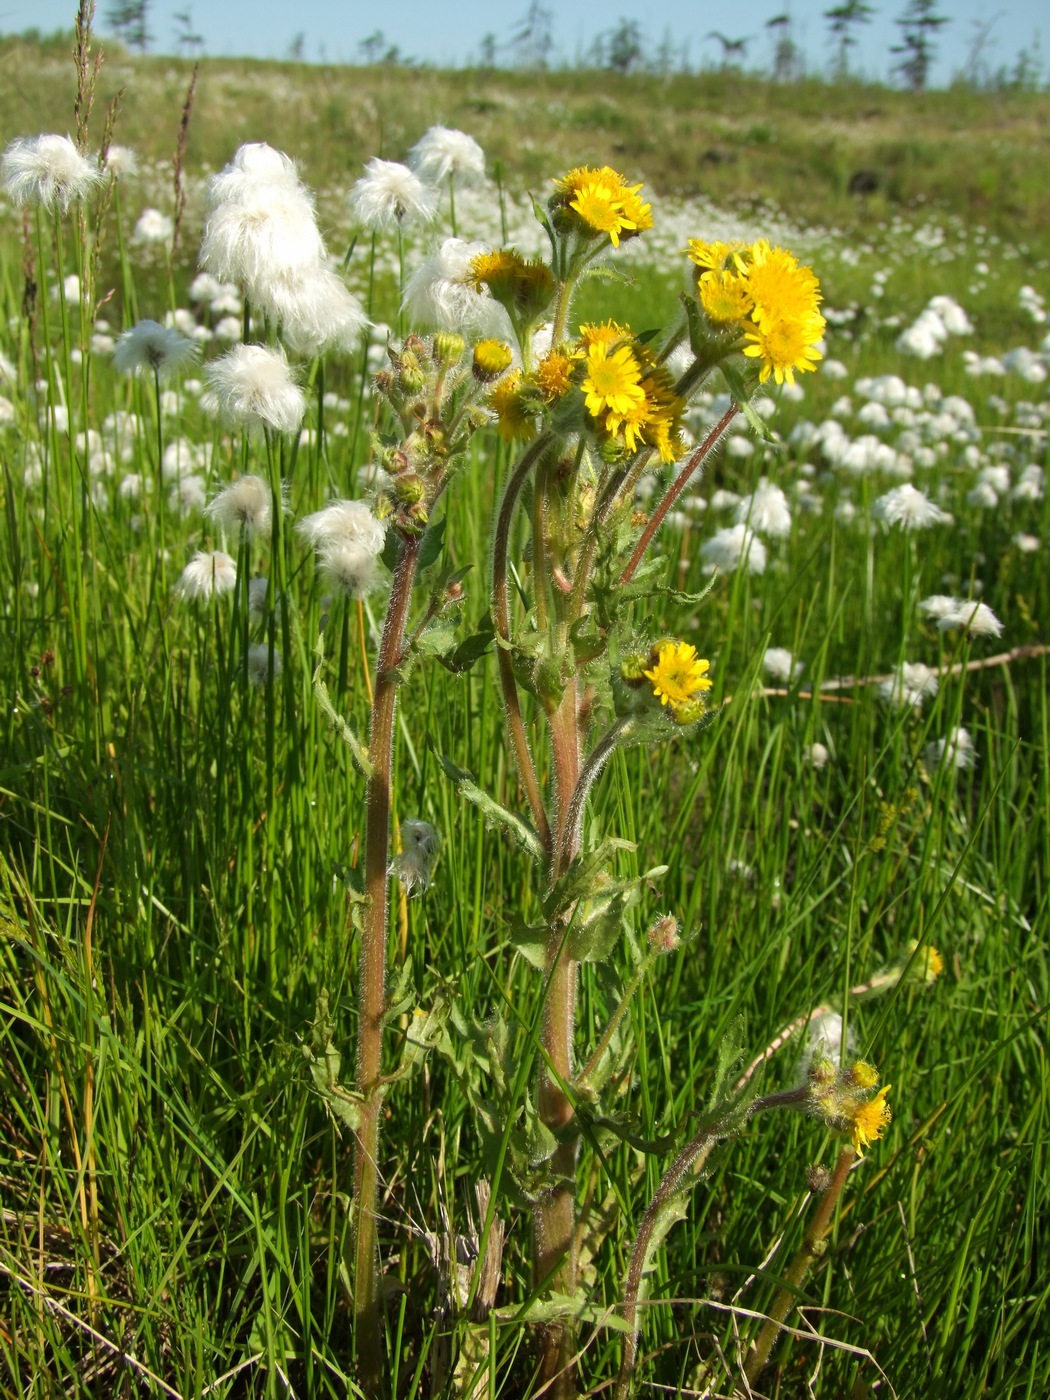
(744, 1145), (856, 1385)
(619, 404), (738, 587)
(615, 1088), (807, 1399)
(492, 435), (554, 849)
(353, 534), (422, 1395)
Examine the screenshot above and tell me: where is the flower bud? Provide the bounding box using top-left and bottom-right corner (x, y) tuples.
(433, 331), (465, 366)
(647, 914), (681, 954)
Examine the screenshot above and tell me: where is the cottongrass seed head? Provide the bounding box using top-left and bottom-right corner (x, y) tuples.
(175, 550), (237, 601)
(389, 819), (441, 896)
(246, 643), (282, 686)
(925, 726), (975, 772)
(880, 661), (939, 711)
(205, 344), (306, 435)
(2, 133), (101, 211)
(700, 524), (767, 575)
(205, 474), (277, 539)
(112, 320), (200, 381)
(297, 498), (386, 555)
(318, 540), (382, 599)
(349, 158), (438, 233)
(874, 483), (950, 531)
(408, 126), (486, 187)
(763, 647), (803, 683)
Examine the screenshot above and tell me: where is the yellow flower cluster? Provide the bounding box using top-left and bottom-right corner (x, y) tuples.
(686, 238), (826, 387)
(486, 323), (685, 462)
(643, 641), (713, 724)
(808, 1057), (893, 1157)
(551, 166), (653, 248)
(467, 249), (555, 320)
(577, 323), (685, 463)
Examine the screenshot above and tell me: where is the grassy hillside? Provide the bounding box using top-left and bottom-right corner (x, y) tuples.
(1, 33), (1049, 240)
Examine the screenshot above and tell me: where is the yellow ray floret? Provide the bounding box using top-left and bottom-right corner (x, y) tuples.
(582, 341), (646, 419)
(644, 641), (713, 711)
(850, 1086), (892, 1154)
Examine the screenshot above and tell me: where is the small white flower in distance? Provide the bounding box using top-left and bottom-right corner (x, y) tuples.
(1013, 533), (1040, 553)
(801, 1010), (853, 1076)
(725, 433), (754, 458)
(409, 126), (485, 187)
(700, 524), (767, 575)
(879, 662), (939, 711)
(763, 647), (803, 683)
(937, 600), (1002, 639)
(246, 642), (281, 686)
(2, 133), (101, 210)
(925, 726), (975, 772)
(389, 819), (441, 896)
(205, 344), (306, 435)
(248, 576), (268, 618)
(319, 540), (382, 599)
(132, 208), (174, 245)
(112, 320), (199, 381)
(709, 489), (741, 510)
(206, 474), (275, 539)
(104, 144), (138, 178)
(175, 550), (237, 601)
(349, 158), (438, 233)
(297, 498), (386, 555)
(919, 594), (963, 622)
(736, 479), (792, 538)
(873, 483), (949, 531)
(169, 473), (207, 514)
(806, 741), (830, 769)
(1012, 465), (1044, 502)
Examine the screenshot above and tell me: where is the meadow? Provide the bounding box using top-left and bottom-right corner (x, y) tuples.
(0, 26), (1048, 1400)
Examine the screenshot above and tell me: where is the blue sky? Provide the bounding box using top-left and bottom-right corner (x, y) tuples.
(0, 1), (1044, 85)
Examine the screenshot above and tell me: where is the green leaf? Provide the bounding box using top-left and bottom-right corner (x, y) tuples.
(383, 955), (415, 1024)
(720, 360), (777, 444)
(433, 746), (545, 861)
(543, 837), (636, 923)
(312, 619), (372, 777)
(417, 515), (447, 571)
(681, 291), (708, 360)
(411, 613), (460, 660)
(509, 921), (547, 971)
(440, 613), (495, 673)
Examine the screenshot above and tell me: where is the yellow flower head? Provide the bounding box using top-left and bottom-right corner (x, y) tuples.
(907, 942), (944, 983)
(699, 270), (754, 325)
(686, 238), (748, 277)
(489, 371), (536, 443)
(467, 249), (555, 318)
(578, 319), (632, 350)
(745, 242), (823, 332)
(468, 248), (528, 295)
(582, 341), (646, 420)
(552, 166), (652, 248)
(534, 349), (578, 402)
(850, 1085), (892, 1155)
(644, 641), (713, 713)
(472, 338), (514, 382)
(743, 311), (825, 385)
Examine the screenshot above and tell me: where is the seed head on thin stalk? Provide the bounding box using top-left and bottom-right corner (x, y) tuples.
(1, 134), (102, 211)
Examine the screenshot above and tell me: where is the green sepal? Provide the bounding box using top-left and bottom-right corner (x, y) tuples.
(433, 745), (545, 861)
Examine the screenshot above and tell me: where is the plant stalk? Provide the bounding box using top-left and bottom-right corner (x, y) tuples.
(743, 1145), (856, 1386)
(352, 533), (422, 1395)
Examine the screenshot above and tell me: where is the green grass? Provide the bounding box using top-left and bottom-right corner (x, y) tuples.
(1, 35), (1049, 1400)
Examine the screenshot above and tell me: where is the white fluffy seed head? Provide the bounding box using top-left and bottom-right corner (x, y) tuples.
(200, 183), (327, 296)
(1, 134), (101, 211)
(205, 344), (306, 435)
(265, 266), (369, 356)
(319, 539), (382, 598)
(349, 158), (438, 233)
(297, 498), (386, 555)
(401, 237), (511, 339)
(879, 662), (939, 711)
(408, 126), (485, 187)
(205, 474), (275, 538)
(736, 478), (792, 538)
(111, 320), (199, 381)
(246, 642), (282, 686)
(175, 550), (237, 601)
(700, 524), (767, 575)
(873, 483), (950, 531)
